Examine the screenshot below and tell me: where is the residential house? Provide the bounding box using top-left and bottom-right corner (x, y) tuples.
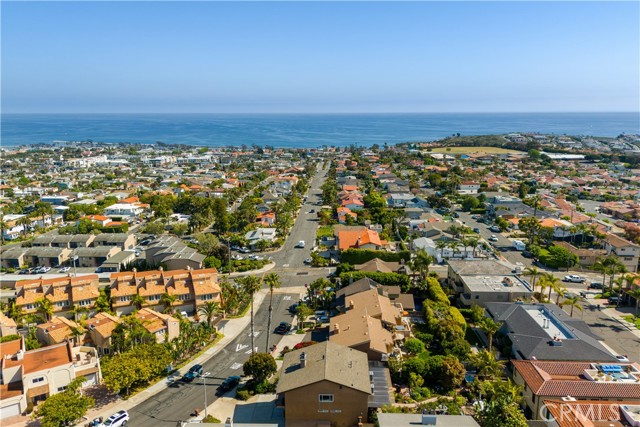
(0, 312), (17, 337)
(244, 228), (277, 250)
(329, 311), (394, 361)
(85, 312), (121, 355)
(0, 339), (101, 419)
(386, 193), (415, 208)
(36, 317), (82, 346)
(377, 413), (480, 427)
(92, 233), (136, 250)
(554, 241), (606, 268)
(255, 211), (276, 227)
(512, 359), (640, 419)
(276, 342), (371, 427)
(270, 175), (299, 196)
(134, 308), (179, 343)
(109, 268), (221, 316)
(336, 228), (385, 252)
(447, 259), (533, 307)
(335, 277), (415, 313)
(1, 214), (28, 240)
(336, 207), (357, 224)
(24, 247), (72, 268)
(72, 246), (121, 268)
(458, 181), (481, 194)
(145, 236), (206, 271)
(354, 258), (412, 277)
(485, 303), (618, 362)
(14, 275), (100, 318)
(0, 246), (27, 269)
(340, 288), (404, 327)
(32, 234), (96, 249)
(541, 399), (640, 427)
(604, 234), (640, 273)
(341, 195), (365, 211)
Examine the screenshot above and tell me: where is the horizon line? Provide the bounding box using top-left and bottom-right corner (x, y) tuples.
(3, 111), (639, 115)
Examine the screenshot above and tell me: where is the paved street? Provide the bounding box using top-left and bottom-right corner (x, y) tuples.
(128, 292), (299, 427)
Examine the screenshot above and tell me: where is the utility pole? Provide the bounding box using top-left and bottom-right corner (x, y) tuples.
(202, 372), (210, 418)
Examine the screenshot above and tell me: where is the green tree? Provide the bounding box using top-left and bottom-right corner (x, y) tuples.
(479, 318), (500, 353)
(476, 395), (528, 427)
(235, 275), (262, 354)
(461, 195), (480, 211)
(410, 249), (433, 282)
(34, 377), (94, 427)
(94, 288), (112, 314)
(295, 303), (313, 330)
(627, 287), (640, 317)
(172, 222), (188, 236)
(243, 352), (277, 384)
(524, 266), (540, 295)
(34, 201), (54, 229)
(143, 221), (165, 235)
(35, 297), (54, 321)
(560, 295), (584, 317)
(403, 338), (425, 355)
(196, 233), (221, 257)
(131, 293), (145, 311)
(160, 292), (177, 314)
(468, 350), (505, 380)
(264, 273), (281, 353)
(198, 301), (221, 329)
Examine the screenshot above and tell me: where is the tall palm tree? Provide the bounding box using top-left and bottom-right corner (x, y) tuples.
(466, 236), (480, 257)
(480, 318), (500, 353)
(560, 296), (584, 317)
(198, 301), (221, 329)
(160, 292), (177, 314)
(236, 275), (262, 354)
(18, 215), (31, 237)
(626, 287), (640, 317)
(34, 202), (54, 229)
(435, 240), (448, 260)
(35, 298), (54, 321)
(470, 349), (506, 380)
(555, 283), (567, 305)
(70, 325), (86, 346)
(264, 272), (281, 353)
(131, 293), (145, 311)
(8, 301), (25, 326)
(608, 259), (627, 293)
(524, 266), (540, 295)
(593, 258), (609, 286)
(541, 273), (562, 303)
(410, 249), (432, 281)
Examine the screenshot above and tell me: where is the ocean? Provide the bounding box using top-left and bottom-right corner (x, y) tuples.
(1, 113), (638, 148)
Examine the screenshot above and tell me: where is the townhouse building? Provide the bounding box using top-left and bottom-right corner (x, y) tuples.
(14, 275), (100, 318)
(604, 233), (640, 273)
(109, 268), (221, 316)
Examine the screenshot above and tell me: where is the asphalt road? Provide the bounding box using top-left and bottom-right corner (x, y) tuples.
(128, 292), (298, 427)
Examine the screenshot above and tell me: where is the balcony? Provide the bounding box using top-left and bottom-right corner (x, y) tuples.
(72, 346), (99, 369)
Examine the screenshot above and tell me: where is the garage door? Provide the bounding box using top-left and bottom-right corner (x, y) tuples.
(83, 374), (97, 387)
(1, 403), (21, 419)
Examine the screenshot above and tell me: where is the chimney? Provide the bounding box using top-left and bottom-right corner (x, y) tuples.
(224, 417), (233, 427)
(349, 300), (355, 310)
(422, 409), (437, 425)
(300, 351), (307, 368)
(334, 323), (340, 334)
(16, 350), (24, 361)
(132, 268), (137, 273)
(159, 266), (163, 271)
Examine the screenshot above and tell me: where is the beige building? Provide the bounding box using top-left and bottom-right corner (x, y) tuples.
(0, 312), (18, 337)
(277, 342), (371, 427)
(36, 317), (83, 346)
(85, 312), (121, 355)
(0, 338), (101, 420)
(512, 359), (640, 419)
(134, 308), (179, 343)
(92, 233), (136, 250)
(554, 241), (606, 268)
(109, 268), (221, 316)
(14, 275), (100, 318)
(330, 311), (394, 361)
(24, 247), (72, 268)
(604, 233), (640, 273)
(72, 246), (122, 267)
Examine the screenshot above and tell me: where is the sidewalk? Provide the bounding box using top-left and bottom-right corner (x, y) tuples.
(5, 290), (270, 427)
(601, 306), (640, 339)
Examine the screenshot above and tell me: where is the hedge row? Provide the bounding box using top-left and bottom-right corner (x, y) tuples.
(426, 277), (450, 306)
(339, 271), (412, 293)
(340, 248), (411, 265)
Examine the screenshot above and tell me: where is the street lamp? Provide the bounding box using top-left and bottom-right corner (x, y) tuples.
(202, 372), (211, 418)
(72, 255), (78, 277)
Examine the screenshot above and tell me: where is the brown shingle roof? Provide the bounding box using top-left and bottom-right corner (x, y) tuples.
(5, 341), (73, 374)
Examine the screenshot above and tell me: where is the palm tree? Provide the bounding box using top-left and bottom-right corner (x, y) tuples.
(18, 215), (31, 237)
(524, 266), (540, 295)
(626, 287), (640, 317)
(34, 202), (54, 229)
(541, 273), (561, 303)
(235, 275), (262, 354)
(198, 301), (221, 329)
(160, 292), (177, 314)
(555, 283), (568, 305)
(410, 249), (432, 281)
(7, 301), (25, 325)
(0, 219), (7, 244)
(479, 318), (500, 353)
(264, 272), (281, 353)
(69, 304), (88, 321)
(560, 296), (584, 317)
(470, 349), (506, 380)
(35, 298), (54, 321)
(466, 236), (480, 257)
(593, 258), (609, 287)
(131, 293), (145, 311)
(435, 240), (448, 260)
(70, 325), (86, 346)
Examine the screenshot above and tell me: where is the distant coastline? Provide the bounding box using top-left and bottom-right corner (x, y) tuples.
(2, 112), (639, 148)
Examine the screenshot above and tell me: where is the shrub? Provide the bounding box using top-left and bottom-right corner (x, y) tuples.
(340, 248), (411, 264)
(202, 415), (221, 423)
(426, 277), (450, 306)
(235, 389), (251, 401)
(339, 271), (411, 292)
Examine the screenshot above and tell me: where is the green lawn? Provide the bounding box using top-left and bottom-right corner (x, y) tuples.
(622, 315), (640, 328)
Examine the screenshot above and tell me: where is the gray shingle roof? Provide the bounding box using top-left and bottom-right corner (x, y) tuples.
(485, 302), (618, 362)
(276, 341), (371, 395)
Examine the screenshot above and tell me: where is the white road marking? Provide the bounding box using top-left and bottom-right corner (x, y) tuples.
(230, 363), (243, 370)
(245, 347), (258, 354)
(236, 343), (249, 352)
(283, 296), (292, 301)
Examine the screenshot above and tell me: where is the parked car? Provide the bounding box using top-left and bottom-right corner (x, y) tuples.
(309, 209), (315, 213)
(588, 282), (604, 289)
(608, 296), (620, 305)
(615, 355), (630, 362)
(304, 257), (312, 264)
(564, 292), (578, 299)
(231, 245), (240, 251)
(563, 275), (586, 283)
(295, 240), (305, 248)
(490, 225), (501, 233)
(521, 250), (534, 258)
(274, 322), (292, 334)
(239, 247), (251, 253)
(472, 228), (481, 233)
(99, 411), (129, 427)
(182, 364), (203, 382)
(216, 375), (241, 395)
(288, 303), (299, 314)
(314, 310), (329, 323)
(489, 235), (498, 242)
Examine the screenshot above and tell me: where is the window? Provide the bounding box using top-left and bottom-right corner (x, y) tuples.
(200, 294), (213, 301)
(55, 301), (68, 308)
(319, 394), (334, 403)
(178, 294), (190, 301)
(119, 296), (132, 302)
(33, 377), (45, 384)
(57, 386), (67, 392)
(26, 304), (35, 310)
(79, 299), (92, 306)
(148, 295), (161, 301)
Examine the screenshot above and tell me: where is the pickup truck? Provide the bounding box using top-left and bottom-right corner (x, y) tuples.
(563, 275), (586, 283)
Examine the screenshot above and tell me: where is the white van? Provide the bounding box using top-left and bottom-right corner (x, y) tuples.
(296, 240), (305, 248)
(99, 410), (129, 427)
(512, 240), (526, 251)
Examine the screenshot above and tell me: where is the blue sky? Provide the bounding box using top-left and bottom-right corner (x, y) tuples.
(2, 1), (639, 113)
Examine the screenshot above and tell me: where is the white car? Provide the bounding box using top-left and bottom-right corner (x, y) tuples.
(563, 275), (586, 283)
(296, 240), (305, 248)
(99, 410), (129, 427)
(615, 355), (630, 362)
(489, 235), (498, 242)
(304, 257), (312, 264)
